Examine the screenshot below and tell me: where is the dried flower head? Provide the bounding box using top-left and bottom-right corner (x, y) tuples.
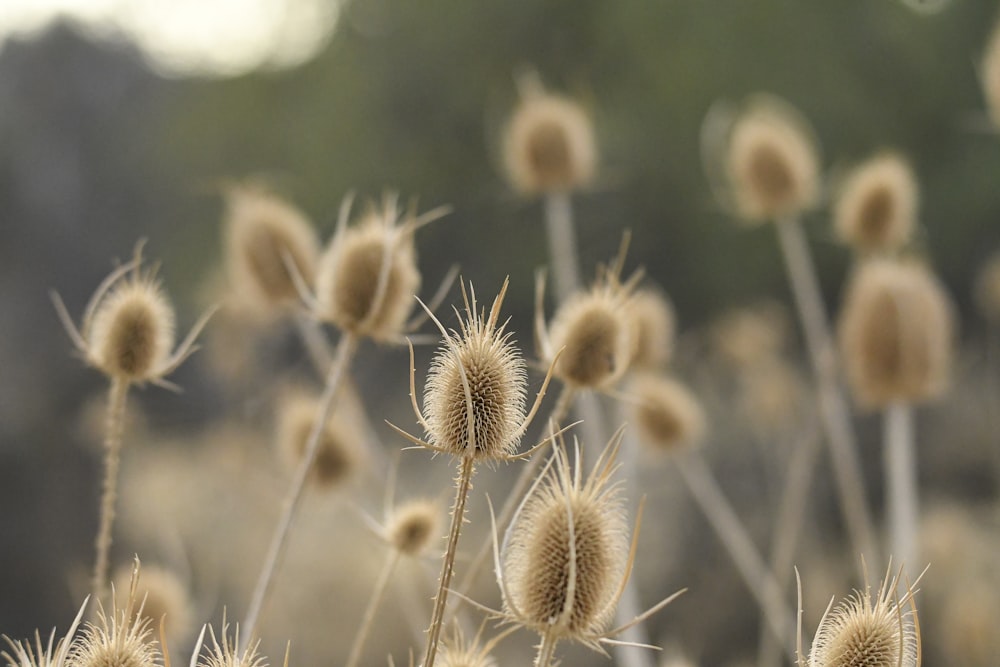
(799, 564), (922, 667)
(630, 373), (705, 453)
(723, 96), (820, 223)
(538, 243), (642, 390)
(112, 565), (192, 646)
(435, 623), (509, 667)
(496, 433), (683, 652)
(625, 289), (676, 370)
(834, 152), (918, 254)
(223, 183), (320, 311)
(276, 391), (362, 489)
(67, 559), (161, 667)
(503, 84), (597, 195)
(2, 599), (88, 667)
(313, 194), (446, 343)
(52, 242), (214, 387)
(838, 258), (953, 409)
(982, 17), (1000, 128)
(194, 622), (267, 667)
(385, 499), (441, 557)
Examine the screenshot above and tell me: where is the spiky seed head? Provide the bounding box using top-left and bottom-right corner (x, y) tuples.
(974, 251), (1000, 322)
(838, 258), (953, 409)
(277, 392), (362, 490)
(423, 282), (528, 461)
(2, 598), (87, 667)
(67, 562), (160, 667)
(834, 152), (918, 254)
(223, 184), (319, 311)
(87, 275), (176, 383)
(112, 565), (192, 646)
(625, 289), (676, 370)
(315, 200), (421, 342)
(436, 626), (497, 667)
(386, 499), (441, 557)
(196, 623), (267, 667)
(503, 91), (597, 195)
(725, 97), (819, 223)
(807, 568), (920, 667)
(503, 441), (629, 641)
(982, 18), (1000, 128)
(630, 373), (705, 453)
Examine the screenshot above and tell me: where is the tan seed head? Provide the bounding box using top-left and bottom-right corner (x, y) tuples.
(630, 373), (705, 453)
(277, 392), (362, 490)
(625, 289), (676, 370)
(112, 565), (193, 647)
(386, 499), (440, 557)
(725, 97), (820, 223)
(195, 622), (267, 667)
(838, 258), (953, 409)
(834, 152), (918, 254)
(503, 90), (597, 195)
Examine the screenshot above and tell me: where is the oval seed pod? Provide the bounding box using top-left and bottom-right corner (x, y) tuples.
(503, 90), (597, 195)
(87, 275), (176, 383)
(223, 184), (319, 311)
(833, 152), (918, 254)
(385, 498), (440, 557)
(277, 392), (363, 490)
(630, 372), (705, 453)
(625, 289), (676, 370)
(113, 564), (193, 646)
(315, 198), (423, 342)
(502, 439), (629, 642)
(838, 258), (953, 409)
(423, 282), (528, 461)
(725, 96), (820, 223)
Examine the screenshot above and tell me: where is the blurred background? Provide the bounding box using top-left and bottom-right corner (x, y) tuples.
(2, 0), (1000, 665)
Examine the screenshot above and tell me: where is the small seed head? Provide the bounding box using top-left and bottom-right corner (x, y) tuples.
(625, 289), (675, 370)
(503, 91), (597, 195)
(386, 499), (441, 557)
(503, 441), (629, 642)
(315, 200), (421, 342)
(838, 258), (953, 409)
(112, 565), (192, 647)
(196, 623), (266, 667)
(277, 392), (362, 490)
(223, 184), (319, 311)
(630, 373), (705, 453)
(726, 97), (819, 223)
(834, 152), (918, 254)
(423, 282), (528, 461)
(88, 279), (176, 383)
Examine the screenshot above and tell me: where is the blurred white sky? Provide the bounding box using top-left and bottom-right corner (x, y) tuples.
(0, 0), (340, 76)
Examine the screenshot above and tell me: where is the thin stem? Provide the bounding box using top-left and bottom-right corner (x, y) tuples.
(774, 218), (879, 571)
(884, 401), (917, 573)
(533, 632), (558, 667)
(675, 453), (796, 663)
(756, 425), (821, 667)
(345, 550), (401, 667)
(240, 332), (358, 649)
(423, 456), (476, 667)
(544, 192), (582, 303)
(453, 386), (577, 602)
(92, 376), (129, 605)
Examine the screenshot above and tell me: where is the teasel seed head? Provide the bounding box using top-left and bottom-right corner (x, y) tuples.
(629, 373), (705, 453)
(724, 96), (820, 223)
(421, 279), (528, 461)
(838, 257), (953, 409)
(2, 597), (88, 667)
(803, 564), (922, 667)
(223, 183), (319, 311)
(385, 498), (441, 557)
(67, 558), (161, 667)
(194, 621), (267, 667)
(315, 195), (443, 343)
(112, 565), (193, 647)
(711, 301), (790, 369)
(277, 391), (362, 490)
(503, 82), (597, 195)
(625, 289), (676, 370)
(833, 152), (918, 254)
(502, 437), (629, 643)
(436, 624), (504, 667)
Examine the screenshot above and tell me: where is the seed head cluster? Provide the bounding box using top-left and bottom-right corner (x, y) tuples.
(422, 280), (528, 461)
(838, 258), (953, 409)
(223, 184), (320, 311)
(834, 152), (918, 254)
